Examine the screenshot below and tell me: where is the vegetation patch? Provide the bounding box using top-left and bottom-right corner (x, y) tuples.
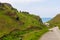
(0, 2), (48, 40)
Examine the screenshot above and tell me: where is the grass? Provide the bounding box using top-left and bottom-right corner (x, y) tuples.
(0, 3), (48, 40)
(23, 28), (48, 40)
(48, 14), (60, 28)
(1, 28), (48, 40)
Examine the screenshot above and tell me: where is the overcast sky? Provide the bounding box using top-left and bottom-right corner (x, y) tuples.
(0, 0), (60, 18)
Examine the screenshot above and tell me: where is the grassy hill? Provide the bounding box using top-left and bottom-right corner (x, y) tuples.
(0, 3), (48, 40)
(48, 14), (60, 28)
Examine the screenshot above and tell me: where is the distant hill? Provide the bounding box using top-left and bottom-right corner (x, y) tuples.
(48, 14), (60, 28)
(0, 2), (48, 40)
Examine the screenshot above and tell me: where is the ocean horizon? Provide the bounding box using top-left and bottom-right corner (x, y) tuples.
(42, 18), (51, 22)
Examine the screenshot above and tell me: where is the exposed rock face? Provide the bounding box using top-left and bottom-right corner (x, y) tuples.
(0, 3), (12, 8)
(3, 3), (12, 7)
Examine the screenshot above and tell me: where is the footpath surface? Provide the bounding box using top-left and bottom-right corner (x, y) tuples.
(39, 27), (60, 40)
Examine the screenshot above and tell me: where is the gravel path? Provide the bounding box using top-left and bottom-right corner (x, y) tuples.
(39, 27), (60, 40)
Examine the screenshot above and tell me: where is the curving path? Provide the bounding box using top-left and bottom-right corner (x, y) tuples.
(39, 27), (60, 40)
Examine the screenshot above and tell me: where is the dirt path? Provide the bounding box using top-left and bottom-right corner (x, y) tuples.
(39, 27), (60, 40)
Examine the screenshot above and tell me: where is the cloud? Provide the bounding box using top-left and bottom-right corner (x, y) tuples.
(12, 0), (44, 3)
(21, 7), (57, 18)
(0, 0), (12, 3)
(0, 0), (58, 18)
(0, 0), (46, 3)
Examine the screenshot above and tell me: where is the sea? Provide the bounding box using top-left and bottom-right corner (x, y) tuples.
(41, 18), (51, 23)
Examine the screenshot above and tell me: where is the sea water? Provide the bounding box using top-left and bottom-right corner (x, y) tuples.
(42, 18), (51, 22)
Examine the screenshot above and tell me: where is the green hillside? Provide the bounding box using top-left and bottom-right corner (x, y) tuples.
(48, 14), (60, 28)
(0, 3), (48, 40)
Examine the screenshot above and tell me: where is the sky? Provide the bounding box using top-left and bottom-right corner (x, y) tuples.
(0, 0), (60, 18)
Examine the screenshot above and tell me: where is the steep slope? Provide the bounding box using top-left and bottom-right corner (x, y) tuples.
(0, 3), (48, 40)
(48, 14), (60, 28)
